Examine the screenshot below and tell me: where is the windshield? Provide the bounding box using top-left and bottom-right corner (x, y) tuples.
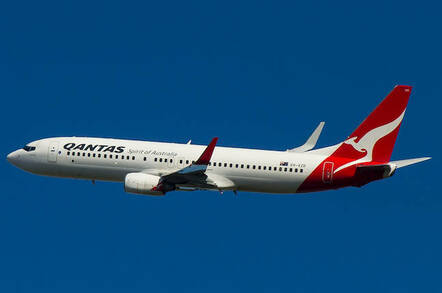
(23, 145), (36, 152)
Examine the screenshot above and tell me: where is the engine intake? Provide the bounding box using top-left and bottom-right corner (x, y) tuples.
(124, 173), (164, 196)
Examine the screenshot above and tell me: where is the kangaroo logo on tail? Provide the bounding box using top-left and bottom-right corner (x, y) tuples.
(334, 110), (406, 174)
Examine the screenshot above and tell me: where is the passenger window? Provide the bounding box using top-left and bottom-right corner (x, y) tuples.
(224, 163), (227, 167)
(180, 160), (183, 164)
(127, 156), (130, 160)
(88, 153), (91, 157)
(213, 162), (217, 166)
(289, 168), (292, 172)
(258, 166), (261, 170)
(115, 155), (118, 159)
(279, 167), (282, 171)
(300, 169), (303, 173)
(165, 158), (168, 163)
(83, 153), (85, 157)
(247, 165), (250, 169)
(77, 152), (81, 156)
(230, 163), (233, 168)
(235, 164), (239, 168)
(186, 160), (189, 164)
(93, 154), (96, 158)
(252, 165), (256, 169)
(154, 158), (157, 162)
(170, 159), (173, 163)
(132, 156), (135, 160)
(284, 168), (287, 172)
(295, 168), (298, 172)
(67, 151), (70, 156)
(98, 154), (101, 158)
(104, 154), (107, 158)
(144, 157), (146, 161)
(159, 158), (163, 162)
(263, 166), (266, 170)
(274, 167), (277, 171)
(241, 164), (244, 168)
(110, 154), (113, 159)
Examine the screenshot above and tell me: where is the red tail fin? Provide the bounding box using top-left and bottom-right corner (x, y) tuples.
(333, 85), (411, 165)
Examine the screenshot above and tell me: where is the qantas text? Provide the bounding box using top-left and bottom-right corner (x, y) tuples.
(63, 143), (125, 153)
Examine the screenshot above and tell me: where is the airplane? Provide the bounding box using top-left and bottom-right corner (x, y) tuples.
(7, 85), (430, 196)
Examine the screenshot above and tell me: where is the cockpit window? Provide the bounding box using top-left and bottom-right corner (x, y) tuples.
(23, 145), (36, 152)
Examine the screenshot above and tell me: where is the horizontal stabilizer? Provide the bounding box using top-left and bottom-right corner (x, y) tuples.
(390, 157), (431, 168)
(288, 122), (325, 153)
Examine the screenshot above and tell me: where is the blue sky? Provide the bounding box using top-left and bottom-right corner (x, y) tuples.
(1, 1), (441, 292)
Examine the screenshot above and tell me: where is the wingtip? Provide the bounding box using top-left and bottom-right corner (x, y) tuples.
(287, 121), (324, 153)
(194, 137), (219, 165)
(394, 85), (413, 92)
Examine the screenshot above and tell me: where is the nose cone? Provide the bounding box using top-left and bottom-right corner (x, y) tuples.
(7, 150), (20, 166)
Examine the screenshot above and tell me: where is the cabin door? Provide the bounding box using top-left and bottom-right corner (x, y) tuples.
(48, 142), (59, 163)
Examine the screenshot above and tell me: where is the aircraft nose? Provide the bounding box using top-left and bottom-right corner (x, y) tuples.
(7, 150), (20, 165)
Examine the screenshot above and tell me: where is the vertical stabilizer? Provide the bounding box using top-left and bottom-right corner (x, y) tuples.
(332, 85), (411, 170)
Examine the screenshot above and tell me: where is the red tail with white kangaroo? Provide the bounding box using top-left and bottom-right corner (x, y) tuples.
(298, 85), (430, 192)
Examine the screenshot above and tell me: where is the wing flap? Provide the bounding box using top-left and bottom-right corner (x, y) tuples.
(206, 173), (236, 190)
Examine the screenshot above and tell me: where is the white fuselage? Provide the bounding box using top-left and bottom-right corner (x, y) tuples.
(7, 86), (425, 195)
(7, 137), (328, 194)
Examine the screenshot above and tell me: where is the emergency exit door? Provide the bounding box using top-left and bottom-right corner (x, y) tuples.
(322, 162), (334, 183)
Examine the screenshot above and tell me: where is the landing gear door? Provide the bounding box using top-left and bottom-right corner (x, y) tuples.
(48, 142), (59, 163)
(322, 162), (334, 183)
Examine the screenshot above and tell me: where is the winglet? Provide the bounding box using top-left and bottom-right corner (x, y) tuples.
(287, 122), (325, 153)
(195, 137), (218, 165)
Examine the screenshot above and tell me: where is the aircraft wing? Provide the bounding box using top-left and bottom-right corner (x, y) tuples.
(150, 137), (235, 193)
(287, 122), (325, 152)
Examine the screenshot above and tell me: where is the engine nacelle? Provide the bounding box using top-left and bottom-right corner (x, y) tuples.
(124, 173), (164, 196)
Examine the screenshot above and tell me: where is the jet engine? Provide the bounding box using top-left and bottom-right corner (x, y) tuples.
(124, 173), (164, 196)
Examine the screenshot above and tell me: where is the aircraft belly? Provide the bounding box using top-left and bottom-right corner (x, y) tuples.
(49, 163), (136, 182)
(229, 175), (302, 194)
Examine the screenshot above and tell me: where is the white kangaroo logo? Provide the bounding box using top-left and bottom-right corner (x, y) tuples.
(334, 110), (405, 174)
